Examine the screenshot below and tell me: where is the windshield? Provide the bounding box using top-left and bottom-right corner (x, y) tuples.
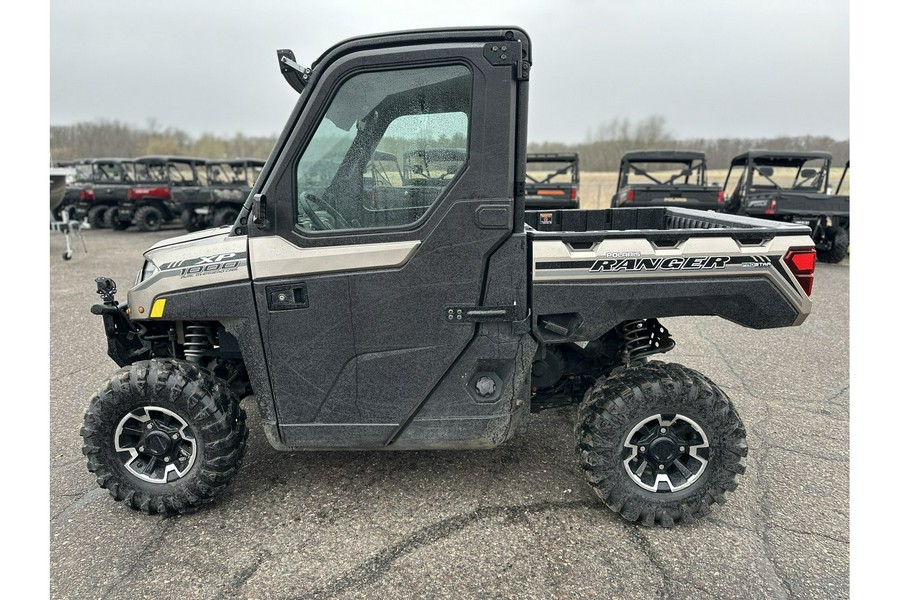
(134, 163), (168, 183)
(749, 158), (828, 192)
(74, 164), (93, 182)
(93, 162), (134, 183)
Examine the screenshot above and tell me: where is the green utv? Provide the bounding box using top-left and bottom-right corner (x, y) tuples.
(83, 27), (817, 526)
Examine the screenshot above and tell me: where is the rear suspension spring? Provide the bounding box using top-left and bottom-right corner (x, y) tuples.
(618, 319), (674, 362)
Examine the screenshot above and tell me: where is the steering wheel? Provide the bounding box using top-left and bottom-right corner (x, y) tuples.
(298, 191), (352, 230)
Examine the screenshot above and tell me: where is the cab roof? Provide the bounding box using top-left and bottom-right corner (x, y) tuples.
(621, 150), (706, 163)
(729, 150), (832, 167)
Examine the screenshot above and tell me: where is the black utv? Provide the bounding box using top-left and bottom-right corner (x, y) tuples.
(180, 159), (264, 232)
(74, 159), (136, 229)
(722, 151), (849, 263)
(83, 26), (818, 527)
(55, 159), (94, 221)
(524, 153), (580, 209)
(612, 151), (723, 210)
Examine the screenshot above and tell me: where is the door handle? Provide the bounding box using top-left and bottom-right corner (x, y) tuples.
(266, 283), (308, 311)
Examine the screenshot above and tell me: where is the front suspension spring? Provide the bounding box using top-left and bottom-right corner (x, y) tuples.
(184, 323), (215, 363)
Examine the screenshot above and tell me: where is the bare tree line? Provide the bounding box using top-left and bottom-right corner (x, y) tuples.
(50, 117), (849, 171)
(529, 116), (849, 171)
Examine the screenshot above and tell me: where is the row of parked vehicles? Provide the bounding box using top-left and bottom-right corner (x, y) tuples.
(524, 150), (850, 263)
(56, 156), (265, 233)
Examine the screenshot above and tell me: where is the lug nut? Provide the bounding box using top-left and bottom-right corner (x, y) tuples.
(658, 464), (665, 470)
(680, 446), (685, 452)
(147, 423), (153, 429)
(659, 427), (666, 434)
(164, 456), (170, 462)
(639, 446), (646, 452)
(138, 446), (145, 453)
(172, 433), (179, 440)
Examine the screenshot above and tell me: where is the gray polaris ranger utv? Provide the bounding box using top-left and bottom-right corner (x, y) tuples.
(83, 27), (818, 527)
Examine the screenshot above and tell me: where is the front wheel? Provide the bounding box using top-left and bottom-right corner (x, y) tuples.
(87, 205), (108, 229)
(81, 360), (248, 515)
(212, 207), (239, 228)
(575, 361), (747, 527)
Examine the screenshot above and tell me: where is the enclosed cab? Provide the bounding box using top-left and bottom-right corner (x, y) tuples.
(180, 158), (265, 232)
(524, 153), (579, 209)
(722, 150), (849, 263)
(84, 27), (818, 527)
(104, 156), (180, 231)
(612, 150), (723, 210)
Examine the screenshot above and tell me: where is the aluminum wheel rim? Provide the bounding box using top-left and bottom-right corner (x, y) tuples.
(622, 413), (710, 493)
(114, 406), (197, 484)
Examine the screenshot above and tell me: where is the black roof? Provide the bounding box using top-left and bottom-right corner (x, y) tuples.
(134, 155), (208, 165)
(621, 150), (706, 163)
(206, 158), (266, 167)
(729, 150), (832, 167)
(527, 153), (579, 163)
(90, 158), (135, 164)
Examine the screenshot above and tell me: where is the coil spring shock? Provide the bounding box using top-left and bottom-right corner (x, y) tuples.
(184, 323), (215, 363)
(618, 318), (674, 362)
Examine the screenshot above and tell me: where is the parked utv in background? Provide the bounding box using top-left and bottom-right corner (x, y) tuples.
(180, 159), (264, 231)
(55, 159), (94, 221)
(612, 151), (723, 210)
(834, 160), (850, 234)
(524, 153), (580, 209)
(83, 27), (818, 528)
(74, 159), (136, 229)
(104, 156), (178, 231)
(722, 151), (849, 263)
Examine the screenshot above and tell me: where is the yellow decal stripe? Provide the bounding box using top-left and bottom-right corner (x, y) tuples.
(150, 298), (166, 318)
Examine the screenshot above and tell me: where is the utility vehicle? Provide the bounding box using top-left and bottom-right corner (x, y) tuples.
(722, 150), (849, 263)
(55, 159), (94, 221)
(524, 153), (579, 209)
(612, 151), (722, 210)
(106, 156), (182, 231)
(180, 159), (265, 232)
(74, 158), (136, 229)
(83, 27), (817, 527)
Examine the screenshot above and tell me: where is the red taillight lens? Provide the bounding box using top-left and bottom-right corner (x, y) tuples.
(717, 190), (724, 203)
(79, 189), (94, 200)
(126, 189), (135, 200)
(627, 189), (634, 202)
(784, 247), (816, 296)
(570, 187), (577, 200)
(764, 198), (777, 215)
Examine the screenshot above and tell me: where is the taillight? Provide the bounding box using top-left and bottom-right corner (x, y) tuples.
(79, 189), (94, 200)
(570, 188), (577, 200)
(717, 190), (724, 204)
(627, 189), (634, 202)
(764, 198), (777, 215)
(126, 189), (135, 200)
(784, 247), (816, 296)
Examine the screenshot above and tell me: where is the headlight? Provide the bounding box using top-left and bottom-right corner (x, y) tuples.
(136, 260), (158, 284)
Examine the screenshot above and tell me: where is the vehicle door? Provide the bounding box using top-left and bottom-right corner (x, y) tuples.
(248, 32), (524, 447)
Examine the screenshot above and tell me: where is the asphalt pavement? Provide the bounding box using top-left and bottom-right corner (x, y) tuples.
(49, 227), (849, 599)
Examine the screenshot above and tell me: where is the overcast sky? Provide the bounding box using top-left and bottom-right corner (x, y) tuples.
(49, 0), (848, 143)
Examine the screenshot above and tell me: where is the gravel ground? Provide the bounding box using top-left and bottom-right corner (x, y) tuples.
(49, 227), (848, 599)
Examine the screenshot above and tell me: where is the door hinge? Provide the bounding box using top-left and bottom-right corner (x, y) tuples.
(483, 40), (529, 80)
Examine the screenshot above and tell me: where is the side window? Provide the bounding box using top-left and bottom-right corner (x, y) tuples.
(295, 64), (472, 232)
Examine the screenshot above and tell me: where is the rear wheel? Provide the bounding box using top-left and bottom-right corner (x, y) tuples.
(81, 360), (248, 515)
(212, 207), (239, 228)
(134, 205), (164, 232)
(87, 205), (108, 229)
(181, 208), (205, 232)
(575, 361), (747, 527)
(103, 207), (130, 230)
(817, 226), (848, 263)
